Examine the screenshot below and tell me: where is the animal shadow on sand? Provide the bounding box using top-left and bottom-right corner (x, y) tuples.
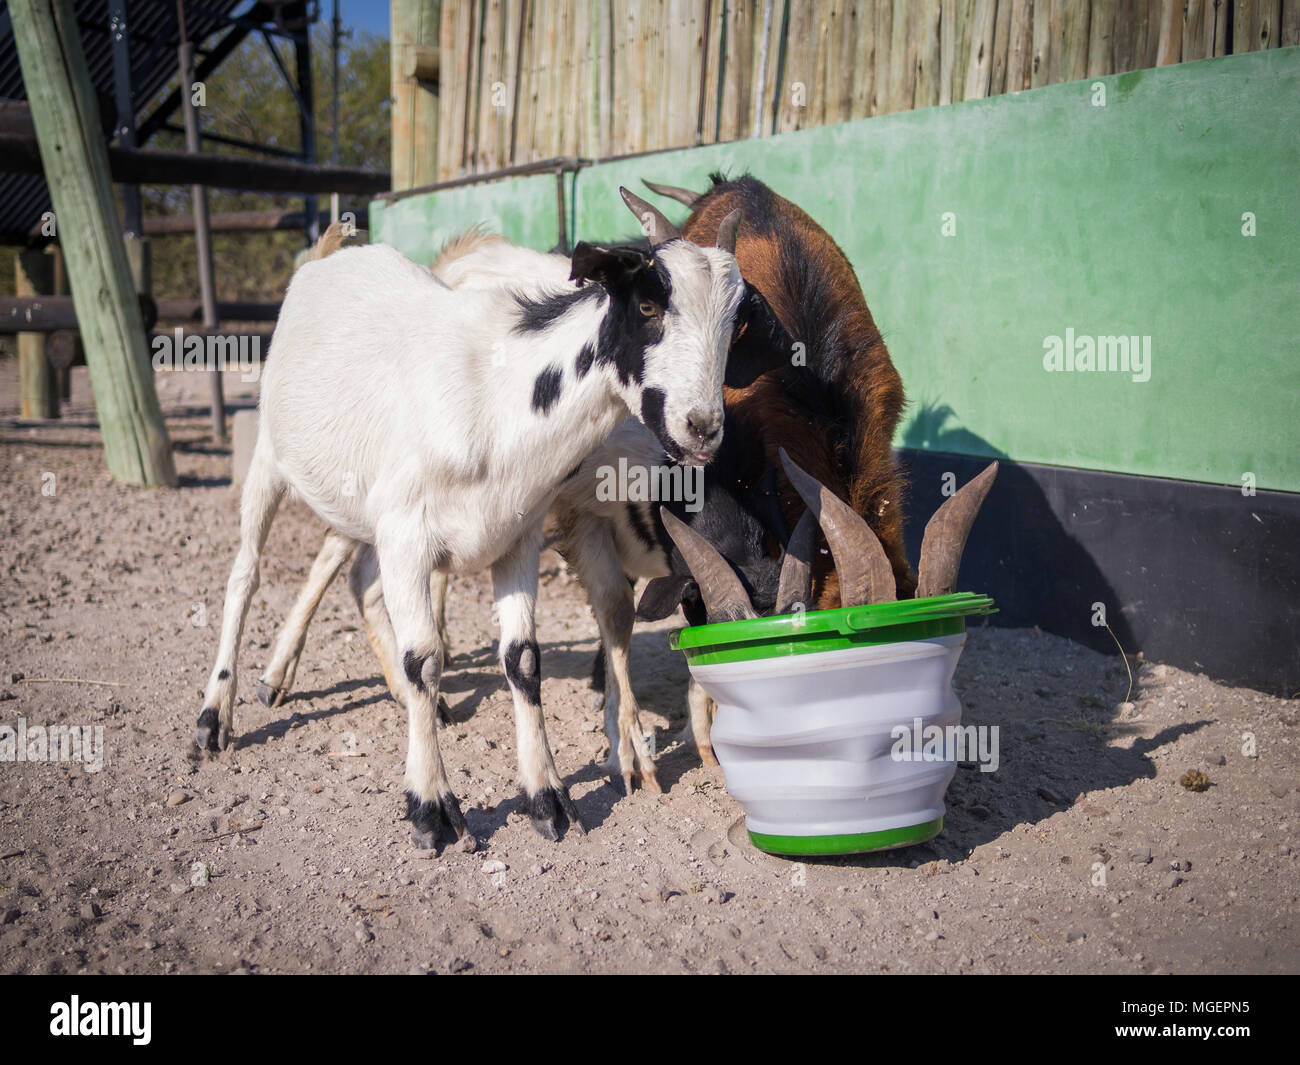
(778, 405), (1203, 869)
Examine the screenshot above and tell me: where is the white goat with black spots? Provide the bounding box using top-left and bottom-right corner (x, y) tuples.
(195, 191), (749, 850)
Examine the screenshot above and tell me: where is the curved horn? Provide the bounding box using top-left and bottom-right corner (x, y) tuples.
(915, 462), (999, 599)
(774, 508), (816, 616)
(619, 186), (679, 247)
(778, 448), (897, 607)
(642, 179), (702, 207)
(659, 508), (757, 624)
(715, 209), (742, 255)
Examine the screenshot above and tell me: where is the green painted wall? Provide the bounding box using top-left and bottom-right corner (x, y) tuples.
(371, 171), (575, 263)
(375, 48), (1300, 493)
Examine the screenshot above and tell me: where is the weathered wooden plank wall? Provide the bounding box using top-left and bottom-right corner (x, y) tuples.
(425, 0), (1299, 179)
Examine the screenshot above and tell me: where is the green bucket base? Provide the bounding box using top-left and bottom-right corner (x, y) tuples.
(748, 817), (944, 857)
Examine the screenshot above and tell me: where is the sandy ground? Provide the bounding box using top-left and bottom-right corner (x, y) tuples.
(0, 360), (1297, 976)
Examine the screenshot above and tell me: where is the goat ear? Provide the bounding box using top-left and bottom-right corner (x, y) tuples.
(636, 574), (697, 621)
(724, 284), (796, 388)
(569, 242), (648, 292)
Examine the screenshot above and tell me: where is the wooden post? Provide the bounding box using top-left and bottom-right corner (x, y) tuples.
(1155, 0), (1183, 64)
(392, 0), (441, 189)
(108, 2), (143, 239)
(964, 0), (997, 99)
(1250, 0), (1282, 50)
(940, 0), (956, 104)
(954, 0), (975, 100)
(1031, 0), (1052, 86)
(9, 0), (176, 487)
(872, 0), (891, 114)
(851, 0), (877, 118)
(1206, 0), (1228, 57)
(914, 0), (942, 109)
(294, 20), (319, 242)
(1283, 0), (1300, 47)
(1061, 0), (1092, 80)
(1007, 0), (1034, 90)
(1233, 0), (1255, 51)
(123, 235), (151, 412)
(1182, 0), (1207, 59)
(754, 0), (774, 133)
(989, 0), (1013, 95)
(886, 0), (913, 114)
(49, 245), (73, 401)
(177, 7), (225, 444)
(15, 248), (59, 419)
(1088, 0), (1118, 76)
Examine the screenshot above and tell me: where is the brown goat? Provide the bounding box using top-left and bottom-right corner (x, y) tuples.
(653, 173), (915, 605)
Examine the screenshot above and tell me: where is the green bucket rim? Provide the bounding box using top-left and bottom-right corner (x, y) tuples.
(669, 592), (996, 666)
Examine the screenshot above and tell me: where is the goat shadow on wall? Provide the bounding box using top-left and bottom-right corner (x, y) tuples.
(899, 400), (1138, 655)
(781, 401), (1206, 866)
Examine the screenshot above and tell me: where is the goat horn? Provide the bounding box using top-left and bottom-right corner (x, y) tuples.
(659, 508), (757, 624)
(915, 462), (999, 599)
(715, 209), (742, 255)
(619, 187), (679, 247)
(774, 508), (816, 616)
(778, 448), (897, 607)
(642, 179), (702, 207)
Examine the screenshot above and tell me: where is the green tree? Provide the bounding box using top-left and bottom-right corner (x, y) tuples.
(142, 21), (390, 306)
(1, 19), (388, 363)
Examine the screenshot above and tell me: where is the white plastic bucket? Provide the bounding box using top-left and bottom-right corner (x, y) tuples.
(671, 593), (993, 855)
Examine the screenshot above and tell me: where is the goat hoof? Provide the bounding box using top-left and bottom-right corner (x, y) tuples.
(697, 746), (720, 768)
(195, 707), (228, 752)
(524, 784), (585, 841)
(620, 769), (663, 795)
(405, 790), (468, 852)
(255, 682), (283, 708)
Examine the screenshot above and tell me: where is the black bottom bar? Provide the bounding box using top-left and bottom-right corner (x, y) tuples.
(898, 450), (1300, 697)
(0, 975), (1284, 1040)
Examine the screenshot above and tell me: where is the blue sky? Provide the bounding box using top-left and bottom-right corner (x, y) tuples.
(334, 1), (389, 38)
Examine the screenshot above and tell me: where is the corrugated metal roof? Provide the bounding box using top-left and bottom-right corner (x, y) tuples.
(0, 0), (270, 243)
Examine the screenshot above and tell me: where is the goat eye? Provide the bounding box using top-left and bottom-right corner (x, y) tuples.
(732, 320), (748, 342)
(638, 301), (658, 318)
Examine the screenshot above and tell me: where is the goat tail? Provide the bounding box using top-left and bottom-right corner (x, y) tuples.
(308, 221), (349, 262)
(431, 222), (503, 275)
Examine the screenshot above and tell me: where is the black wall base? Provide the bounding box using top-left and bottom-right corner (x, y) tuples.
(897, 450), (1300, 698)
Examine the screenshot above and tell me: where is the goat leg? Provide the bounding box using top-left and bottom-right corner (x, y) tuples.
(561, 514), (663, 794)
(683, 677), (720, 767)
(375, 525), (467, 852)
(348, 544), (452, 726)
(493, 530), (586, 840)
(258, 529), (356, 708)
(196, 444), (285, 754)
